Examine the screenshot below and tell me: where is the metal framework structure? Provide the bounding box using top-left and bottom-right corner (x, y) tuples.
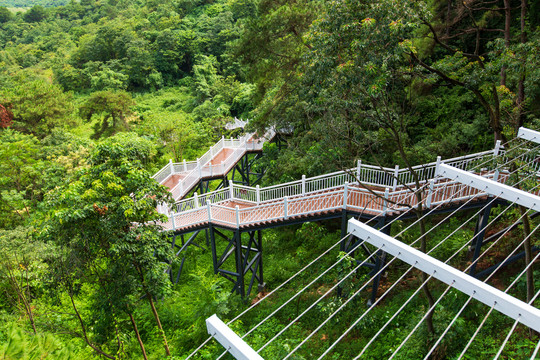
(180, 127), (540, 359)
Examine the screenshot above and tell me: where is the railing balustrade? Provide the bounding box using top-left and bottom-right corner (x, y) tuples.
(159, 149), (522, 232)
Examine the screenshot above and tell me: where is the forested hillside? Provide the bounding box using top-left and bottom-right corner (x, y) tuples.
(0, 0), (67, 8)
(1, 0), (539, 358)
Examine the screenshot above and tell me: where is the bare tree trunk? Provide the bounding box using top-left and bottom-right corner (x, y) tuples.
(129, 312), (149, 360)
(67, 291), (115, 359)
(2, 257), (37, 334)
(418, 201), (436, 336)
(147, 294), (171, 356)
(516, 0), (528, 130)
(134, 261), (171, 356)
(500, 0), (511, 86)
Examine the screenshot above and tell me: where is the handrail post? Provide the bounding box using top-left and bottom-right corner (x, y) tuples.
(434, 156), (442, 178)
(256, 185), (260, 205)
(392, 165), (399, 191)
(197, 158), (202, 178)
(207, 203), (212, 222)
(229, 180), (234, 199)
(235, 205), (240, 228)
(194, 192), (199, 208)
(169, 159), (174, 176)
(284, 196), (288, 219)
(383, 187), (389, 214)
(493, 139), (502, 156)
(357, 160), (362, 182)
(343, 181), (349, 209)
(171, 213), (176, 231)
(183, 159), (187, 172)
(302, 175), (306, 195)
(426, 179), (434, 208)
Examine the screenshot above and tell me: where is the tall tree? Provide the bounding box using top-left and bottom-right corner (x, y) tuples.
(79, 90), (134, 139)
(41, 133), (174, 358)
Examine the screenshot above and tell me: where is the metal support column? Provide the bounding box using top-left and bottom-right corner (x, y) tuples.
(208, 227), (264, 298)
(368, 217), (390, 306)
(469, 201), (494, 276)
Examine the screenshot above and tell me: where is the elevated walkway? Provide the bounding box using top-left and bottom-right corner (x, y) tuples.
(153, 129), (276, 200)
(160, 147), (512, 234)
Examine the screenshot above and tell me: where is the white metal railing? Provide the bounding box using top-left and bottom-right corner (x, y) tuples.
(153, 129), (276, 200)
(160, 169), (508, 232)
(159, 142), (532, 231)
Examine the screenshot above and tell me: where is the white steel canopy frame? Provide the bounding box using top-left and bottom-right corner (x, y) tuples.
(206, 314), (264, 360)
(436, 163), (540, 212)
(517, 127), (540, 144)
(347, 218), (540, 332)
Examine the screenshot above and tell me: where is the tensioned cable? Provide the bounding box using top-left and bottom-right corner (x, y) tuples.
(183, 232), (354, 360)
(282, 262), (417, 359)
(305, 151), (540, 359)
(213, 179), (445, 358)
(255, 244), (385, 353)
(531, 339), (540, 360)
(422, 170), (540, 359)
(188, 142), (535, 358)
(315, 190), (507, 359)
(284, 189), (508, 359)
(389, 283), (455, 360)
(212, 178), (471, 359)
(421, 204), (526, 359)
(451, 171), (540, 358)
(264, 158), (531, 358)
(456, 219), (540, 359)
(334, 274), (435, 360)
(388, 206), (537, 360)
(350, 200), (523, 359)
(211, 190), (430, 359)
(402, 190), (538, 359)
(491, 250), (540, 358)
(494, 289), (540, 359)
(332, 166), (540, 360)
(214, 175), (467, 358)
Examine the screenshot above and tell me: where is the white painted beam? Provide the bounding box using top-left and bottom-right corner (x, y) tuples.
(517, 127), (540, 144)
(206, 314), (264, 360)
(436, 163), (540, 212)
(347, 218), (540, 332)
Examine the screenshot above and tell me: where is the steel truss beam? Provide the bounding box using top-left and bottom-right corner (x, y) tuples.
(347, 218), (540, 332)
(437, 163), (540, 212)
(232, 152), (264, 186)
(167, 230), (206, 284)
(517, 127), (540, 144)
(210, 225), (264, 298)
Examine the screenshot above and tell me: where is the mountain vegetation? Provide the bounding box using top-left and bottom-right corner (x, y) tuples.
(0, 0), (539, 358)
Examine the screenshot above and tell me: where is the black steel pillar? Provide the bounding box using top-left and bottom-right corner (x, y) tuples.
(368, 217), (390, 306)
(469, 201), (494, 276)
(208, 227), (264, 298)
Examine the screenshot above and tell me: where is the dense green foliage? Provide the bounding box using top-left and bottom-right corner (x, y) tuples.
(1, 0), (539, 358)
